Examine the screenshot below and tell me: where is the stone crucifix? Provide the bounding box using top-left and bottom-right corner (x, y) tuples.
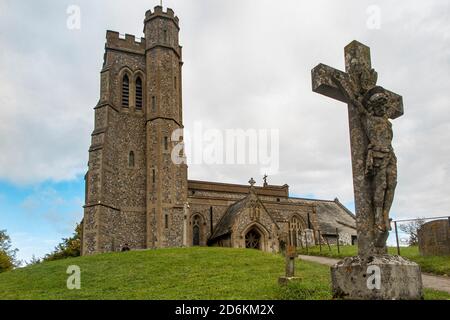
(312, 41), (404, 256)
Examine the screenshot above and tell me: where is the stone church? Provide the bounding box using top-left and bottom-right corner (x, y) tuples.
(81, 6), (356, 256)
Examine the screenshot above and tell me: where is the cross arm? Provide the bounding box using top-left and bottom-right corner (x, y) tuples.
(311, 63), (404, 119)
(312, 63), (349, 104)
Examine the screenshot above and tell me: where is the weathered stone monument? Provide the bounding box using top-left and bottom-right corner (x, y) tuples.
(312, 41), (423, 299)
(418, 220), (450, 256)
(279, 245), (301, 286)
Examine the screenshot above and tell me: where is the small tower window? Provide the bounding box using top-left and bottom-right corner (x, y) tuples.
(128, 151), (135, 168)
(135, 77), (143, 110)
(163, 29), (168, 43)
(164, 137), (169, 151)
(174, 76), (177, 90)
(152, 96), (157, 113)
(122, 74), (130, 108)
(152, 168), (156, 183)
(165, 214), (169, 229)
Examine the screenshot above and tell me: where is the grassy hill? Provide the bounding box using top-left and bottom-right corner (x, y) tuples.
(0, 247), (448, 300)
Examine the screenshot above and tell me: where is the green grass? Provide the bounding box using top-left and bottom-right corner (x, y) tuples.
(298, 245), (450, 276)
(0, 247), (448, 300)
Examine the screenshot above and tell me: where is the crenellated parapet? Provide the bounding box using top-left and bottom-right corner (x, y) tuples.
(144, 6), (180, 29)
(106, 31), (146, 55)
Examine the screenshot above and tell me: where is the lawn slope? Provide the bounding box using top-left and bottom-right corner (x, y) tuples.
(0, 247), (332, 300)
(0, 247), (448, 300)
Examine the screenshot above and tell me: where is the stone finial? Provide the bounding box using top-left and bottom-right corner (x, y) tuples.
(248, 178), (256, 187)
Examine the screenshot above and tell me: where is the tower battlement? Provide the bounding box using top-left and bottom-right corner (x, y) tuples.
(145, 6), (179, 28)
(105, 30), (146, 54)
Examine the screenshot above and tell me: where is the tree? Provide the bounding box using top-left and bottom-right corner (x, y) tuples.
(398, 218), (426, 246)
(44, 224), (81, 262)
(27, 255), (42, 266)
(0, 229), (20, 273)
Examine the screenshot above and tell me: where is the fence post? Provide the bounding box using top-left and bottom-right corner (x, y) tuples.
(336, 228), (340, 254)
(325, 237), (331, 251)
(394, 221), (401, 256)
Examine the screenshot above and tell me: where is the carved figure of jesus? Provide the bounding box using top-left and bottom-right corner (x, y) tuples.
(332, 74), (397, 246)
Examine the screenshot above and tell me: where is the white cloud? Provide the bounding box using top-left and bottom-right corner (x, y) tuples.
(9, 232), (59, 263)
(0, 0), (449, 220)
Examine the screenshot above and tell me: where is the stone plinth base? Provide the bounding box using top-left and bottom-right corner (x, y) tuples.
(278, 276), (302, 286)
(331, 255), (423, 300)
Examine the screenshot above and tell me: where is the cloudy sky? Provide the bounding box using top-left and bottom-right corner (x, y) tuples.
(0, 0), (449, 262)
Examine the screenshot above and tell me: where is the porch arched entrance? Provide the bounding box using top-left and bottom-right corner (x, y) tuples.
(245, 228), (262, 250)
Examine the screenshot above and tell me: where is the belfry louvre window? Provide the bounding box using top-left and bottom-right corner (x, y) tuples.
(122, 74), (130, 107)
(135, 77), (143, 110)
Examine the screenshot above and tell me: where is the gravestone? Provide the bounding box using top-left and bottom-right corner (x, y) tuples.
(418, 220), (450, 256)
(311, 40), (423, 299)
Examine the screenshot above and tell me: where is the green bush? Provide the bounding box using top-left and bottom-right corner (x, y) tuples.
(0, 230), (19, 272)
(43, 224), (81, 262)
(0, 250), (14, 273)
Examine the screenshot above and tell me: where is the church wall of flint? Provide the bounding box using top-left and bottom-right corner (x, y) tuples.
(83, 33), (150, 254)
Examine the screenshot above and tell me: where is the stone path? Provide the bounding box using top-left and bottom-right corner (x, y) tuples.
(298, 255), (450, 294)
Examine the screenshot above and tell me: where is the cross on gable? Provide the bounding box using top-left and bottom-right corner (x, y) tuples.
(248, 178), (256, 187)
(312, 41), (404, 119)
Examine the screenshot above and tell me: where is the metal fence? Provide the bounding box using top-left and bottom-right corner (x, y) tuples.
(391, 216), (450, 256)
(298, 216), (450, 257)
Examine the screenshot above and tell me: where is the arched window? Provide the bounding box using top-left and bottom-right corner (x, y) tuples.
(122, 74), (130, 108)
(193, 215), (201, 246)
(128, 151), (135, 168)
(289, 216), (304, 248)
(135, 77), (143, 110)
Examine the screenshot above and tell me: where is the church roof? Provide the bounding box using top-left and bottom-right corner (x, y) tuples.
(315, 200), (356, 235)
(209, 197), (247, 240)
(288, 198), (356, 235)
(188, 180), (289, 198)
(209, 188), (278, 241)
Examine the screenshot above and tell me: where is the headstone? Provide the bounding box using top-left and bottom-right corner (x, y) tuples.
(311, 40), (423, 299)
(418, 220), (450, 256)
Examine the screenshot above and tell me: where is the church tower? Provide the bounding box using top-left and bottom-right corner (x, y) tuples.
(144, 6), (188, 248)
(82, 6), (187, 255)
